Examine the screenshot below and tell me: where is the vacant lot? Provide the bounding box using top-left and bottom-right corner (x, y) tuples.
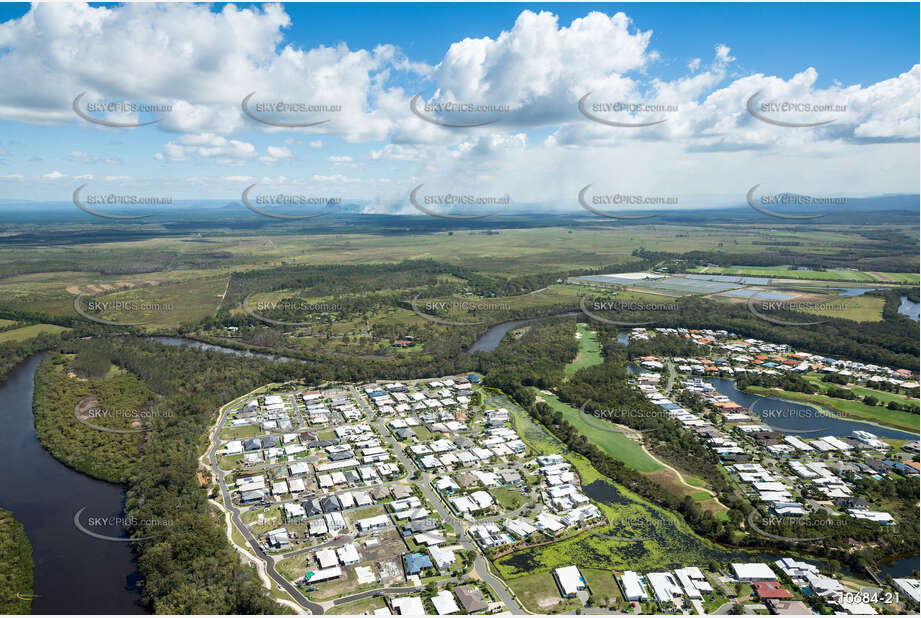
(507, 571), (581, 613)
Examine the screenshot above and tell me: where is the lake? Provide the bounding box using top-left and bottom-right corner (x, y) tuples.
(0, 355), (146, 614)
(705, 377), (918, 440)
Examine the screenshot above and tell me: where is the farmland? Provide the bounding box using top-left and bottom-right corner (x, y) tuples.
(689, 265), (918, 285)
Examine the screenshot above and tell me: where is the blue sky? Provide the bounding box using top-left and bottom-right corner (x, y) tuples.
(0, 2), (906, 84)
(0, 2), (917, 211)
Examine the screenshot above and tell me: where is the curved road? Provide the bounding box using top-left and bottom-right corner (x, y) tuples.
(207, 401), (323, 614)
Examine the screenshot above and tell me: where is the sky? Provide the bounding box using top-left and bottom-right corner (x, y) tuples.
(0, 2), (918, 213)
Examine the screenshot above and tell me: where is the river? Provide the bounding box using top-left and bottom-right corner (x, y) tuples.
(467, 312), (581, 353)
(898, 296), (920, 322)
(150, 336), (300, 362)
(0, 355), (146, 614)
(705, 377), (918, 440)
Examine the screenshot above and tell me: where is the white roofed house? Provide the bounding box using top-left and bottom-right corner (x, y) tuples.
(336, 543), (360, 565)
(283, 502), (306, 521)
(431, 590), (460, 615)
(647, 572), (684, 607)
(674, 567), (712, 599)
(731, 562), (777, 582)
(316, 547), (338, 569)
(619, 571), (649, 602)
(429, 545), (456, 571)
(391, 596), (426, 615)
(554, 565), (587, 598)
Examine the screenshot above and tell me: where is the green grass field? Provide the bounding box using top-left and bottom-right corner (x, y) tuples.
(797, 294), (886, 322)
(490, 486), (528, 511)
(537, 391), (663, 473)
(582, 568), (626, 607)
(689, 265), (917, 284)
(803, 373), (920, 407)
(565, 323), (603, 377)
(0, 323), (70, 342)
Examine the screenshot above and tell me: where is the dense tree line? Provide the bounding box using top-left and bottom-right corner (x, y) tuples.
(0, 508), (33, 615)
(51, 337), (297, 614)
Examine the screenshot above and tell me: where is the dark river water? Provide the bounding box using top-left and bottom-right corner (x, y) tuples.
(0, 355), (146, 614)
(705, 377), (918, 440)
(879, 554), (921, 579)
(468, 312), (580, 353)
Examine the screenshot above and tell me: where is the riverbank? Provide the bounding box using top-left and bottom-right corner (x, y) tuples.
(0, 507), (33, 614)
(743, 385), (919, 434)
(31, 353), (149, 483)
(0, 353), (146, 614)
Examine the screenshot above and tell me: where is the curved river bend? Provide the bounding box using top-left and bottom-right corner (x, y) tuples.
(0, 355), (146, 614)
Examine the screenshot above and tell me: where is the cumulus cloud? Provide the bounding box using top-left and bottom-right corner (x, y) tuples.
(0, 3), (916, 202)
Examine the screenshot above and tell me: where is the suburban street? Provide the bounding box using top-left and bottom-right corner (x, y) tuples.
(349, 385), (525, 614)
(207, 400), (324, 614)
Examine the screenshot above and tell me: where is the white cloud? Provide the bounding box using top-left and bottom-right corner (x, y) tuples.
(259, 145), (293, 164)
(66, 151), (97, 163)
(311, 173), (359, 183)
